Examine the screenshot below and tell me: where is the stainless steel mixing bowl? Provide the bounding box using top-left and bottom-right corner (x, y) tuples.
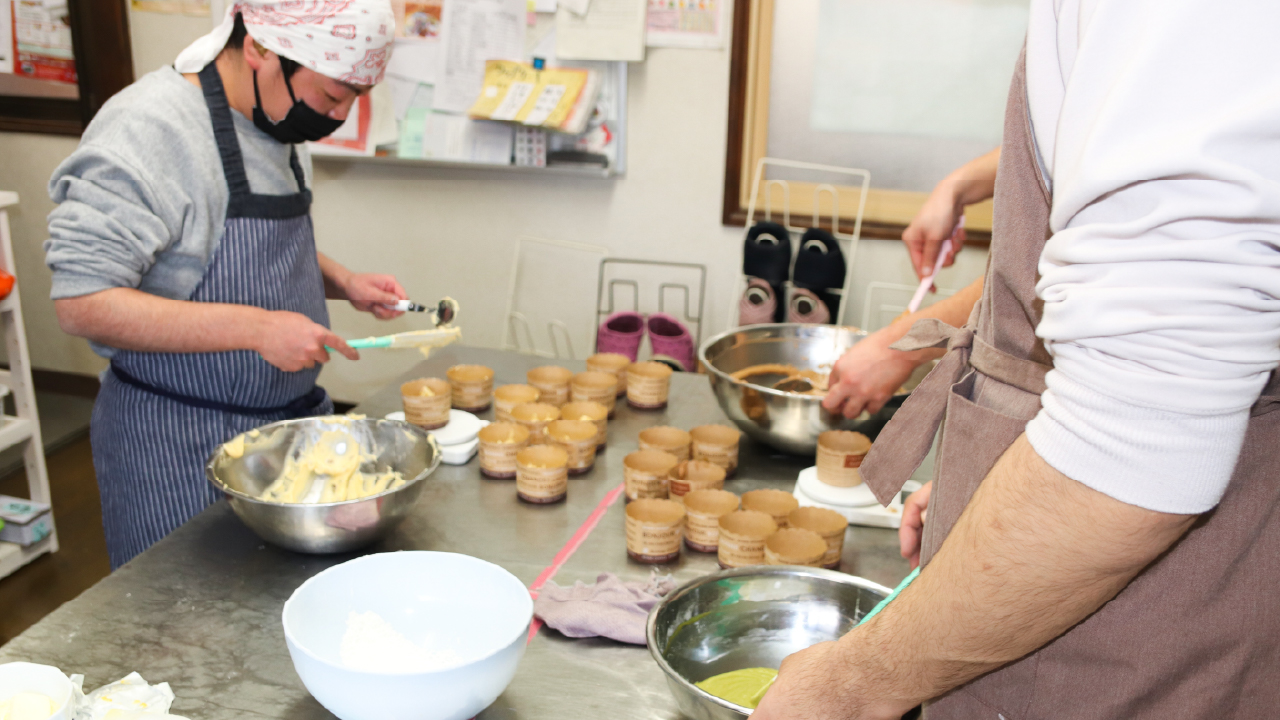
(206, 416), (441, 554)
(699, 323), (928, 455)
(647, 566), (891, 720)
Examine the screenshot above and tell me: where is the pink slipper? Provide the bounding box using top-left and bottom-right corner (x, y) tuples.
(739, 277), (777, 326)
(647, 313), (695, 372)
(597, 311), (645, 361)
(787, 288), (831, 324)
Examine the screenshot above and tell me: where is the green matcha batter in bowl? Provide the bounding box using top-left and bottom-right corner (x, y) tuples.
(696, 667), (779, 709)
(647, 566), (890, 718)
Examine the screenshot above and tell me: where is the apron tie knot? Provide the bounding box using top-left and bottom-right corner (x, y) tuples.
(888, 317), (974, 354)
(862, 316), (1053, 505)
(861, 319), (975, 506)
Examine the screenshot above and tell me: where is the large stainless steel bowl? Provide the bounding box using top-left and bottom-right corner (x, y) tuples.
(647, 566), (890, 720)
(206, 416), (441, 554)
(700, 323), (926, 455)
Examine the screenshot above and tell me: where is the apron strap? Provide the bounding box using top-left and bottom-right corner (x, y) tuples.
(861, 318), (1052, 505)
(110, 362), (327, 418)
(1253, 370), (1280, 417)
(288, 145), (308, 193)
(196, 62), (313, 219)
(972, 336), (1050, 395)
(198, 62), (253, 199)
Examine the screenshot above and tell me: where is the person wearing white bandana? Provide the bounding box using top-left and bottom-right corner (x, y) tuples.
(43, 1), (406, 569)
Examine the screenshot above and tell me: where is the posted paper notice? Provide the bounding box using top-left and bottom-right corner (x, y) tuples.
(646, 0), (725, 49)
(435, 0), (528, 114)
(0, 4), (13, 75)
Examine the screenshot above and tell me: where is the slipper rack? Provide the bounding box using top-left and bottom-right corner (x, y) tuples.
(0, 191), (57, 582)
(726, 157), (871, 331)
(594, 258), (707, 355)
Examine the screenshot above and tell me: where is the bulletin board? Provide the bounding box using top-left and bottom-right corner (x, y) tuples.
(307, 8), (630, 177)
(722, 0), (1030, 242)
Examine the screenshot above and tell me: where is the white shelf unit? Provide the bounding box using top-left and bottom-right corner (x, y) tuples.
(0, 191), (58, 581)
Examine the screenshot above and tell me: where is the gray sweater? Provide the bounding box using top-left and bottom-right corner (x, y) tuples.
(45, 66), (313, 355)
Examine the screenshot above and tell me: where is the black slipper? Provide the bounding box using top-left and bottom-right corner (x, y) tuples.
(791, 228), (845, 322)
(743, 221), (792, 322)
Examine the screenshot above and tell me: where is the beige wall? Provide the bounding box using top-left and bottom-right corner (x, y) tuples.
(0, 7), (987, 404)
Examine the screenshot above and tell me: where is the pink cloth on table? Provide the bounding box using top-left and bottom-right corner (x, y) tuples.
(533, 572), (677, 645)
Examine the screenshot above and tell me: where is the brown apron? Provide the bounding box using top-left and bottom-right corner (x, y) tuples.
(863, 49), (1280, 719)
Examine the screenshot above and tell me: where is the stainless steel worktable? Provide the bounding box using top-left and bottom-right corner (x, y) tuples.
(0, 347), (911, 719)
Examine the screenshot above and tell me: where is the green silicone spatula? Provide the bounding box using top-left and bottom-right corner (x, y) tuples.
(343, 326), (462, 350)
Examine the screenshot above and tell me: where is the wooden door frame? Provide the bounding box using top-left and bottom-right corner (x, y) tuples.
(720, 0), (992, 245)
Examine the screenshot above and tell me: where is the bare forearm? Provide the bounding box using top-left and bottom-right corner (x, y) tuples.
(55, 288), (265, 354)
(317, 251), (353, 301)
(823, 277), (985, 417)
(880, 276), (984, 365)
(943, 147), (1001, 210)
(841, 435), (1195, 713)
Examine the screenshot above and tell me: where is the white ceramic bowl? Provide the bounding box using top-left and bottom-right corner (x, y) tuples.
(0, 662), (74, 720)
(282, 551), (532, 720)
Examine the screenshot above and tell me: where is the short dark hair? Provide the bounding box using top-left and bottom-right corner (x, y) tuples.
(225, 12), (302, 77)
(227, 11), (248, 50)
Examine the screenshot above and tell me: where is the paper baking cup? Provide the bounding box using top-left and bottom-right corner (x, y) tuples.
(816, 430), (873, 488)
(741, 489), (800, 528)
(668, 460), (726, 502)
(546, 419), (599, 475)
(683, 489), (739, 552)
(561, 401), (609, 449)
(788, 506), (847, 569)
(516, 444), (569, 504)
(587, 352), (631, 397)
(527, 366), (574, 407)
(764, 528), (828, 567)
(477, 422), (530, 479)
(494, 384), (541, 422)
(511, 402), (561, 445)
(570, 371), (619, 417)
(690, 424), (741, 477)
(626, 361), (673, 410)
(623, 449), (679, 501)
(401, 378), (452, 430)
(717, 510), (778, 568)
(638, 426), (691, 462)
(625, 498), (686, 564)
(446, 364), (495, 412)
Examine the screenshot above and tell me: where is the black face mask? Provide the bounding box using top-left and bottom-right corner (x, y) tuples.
(252, 70), (345, 144)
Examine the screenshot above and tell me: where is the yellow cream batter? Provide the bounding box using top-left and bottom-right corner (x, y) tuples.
(0, 691), (57, 720)
(696, 667), (778, 709)
(222, 419), (408, 504)
(415, 325), (463, 359)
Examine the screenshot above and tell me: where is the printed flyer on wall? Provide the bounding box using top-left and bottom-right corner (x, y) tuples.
(646, 0), (725, 49)
(13, 0), (76, 84)
(131, 0), (211, 15)
(0, 1), (13, 75)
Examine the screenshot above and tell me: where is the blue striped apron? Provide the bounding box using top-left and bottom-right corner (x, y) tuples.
(91, 62), (333, 569)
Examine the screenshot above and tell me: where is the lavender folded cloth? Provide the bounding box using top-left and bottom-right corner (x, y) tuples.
(534, 572), (677, 645)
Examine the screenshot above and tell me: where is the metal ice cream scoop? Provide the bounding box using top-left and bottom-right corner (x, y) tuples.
(388, 297), (459, 327)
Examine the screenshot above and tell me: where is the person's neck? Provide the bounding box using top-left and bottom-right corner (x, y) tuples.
(181, 50), (256, 120)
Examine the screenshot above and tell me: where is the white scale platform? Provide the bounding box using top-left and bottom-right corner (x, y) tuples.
(791, 466), (921, 529)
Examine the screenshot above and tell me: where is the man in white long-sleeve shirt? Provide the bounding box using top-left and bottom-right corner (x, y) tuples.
(756, 2), (1280, 718)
